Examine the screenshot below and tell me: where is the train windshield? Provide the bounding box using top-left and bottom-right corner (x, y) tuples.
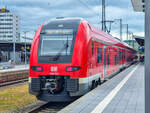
(40, 29), (73, 56)
(40, 35), (73, 56)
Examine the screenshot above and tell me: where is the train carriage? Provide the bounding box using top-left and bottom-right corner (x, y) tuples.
(29, 18), (137, 102)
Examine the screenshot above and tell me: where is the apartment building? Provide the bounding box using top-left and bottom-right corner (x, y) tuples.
(0, 8), (20, 42)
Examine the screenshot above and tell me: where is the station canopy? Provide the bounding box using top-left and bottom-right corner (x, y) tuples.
(0, 40), (31, 52)
(133, 35), (144, 46)
(131, 0), (145, 12)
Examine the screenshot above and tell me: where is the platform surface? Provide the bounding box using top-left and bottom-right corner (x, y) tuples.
(59, 63), (144, 113)
(0, 64), (29, 73)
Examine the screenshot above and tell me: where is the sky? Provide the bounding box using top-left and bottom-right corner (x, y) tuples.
(0, 0), (144, 41)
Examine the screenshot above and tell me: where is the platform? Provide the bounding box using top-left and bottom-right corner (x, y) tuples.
(0, 64), (29, 73)
(59, 63), (144, 113)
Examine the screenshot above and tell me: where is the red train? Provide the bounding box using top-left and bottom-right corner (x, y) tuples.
(29, 18), (137, 102)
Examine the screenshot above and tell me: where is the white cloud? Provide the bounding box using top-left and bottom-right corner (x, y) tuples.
(0, 0), (144, 38)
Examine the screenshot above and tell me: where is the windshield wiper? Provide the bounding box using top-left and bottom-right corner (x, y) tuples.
(53, 43), (69, 61)
(53, 35), (69, 61)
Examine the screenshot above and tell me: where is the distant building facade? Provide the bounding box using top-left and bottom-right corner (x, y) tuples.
(0, 40), (31, 64)
(0, 8), (20, 42)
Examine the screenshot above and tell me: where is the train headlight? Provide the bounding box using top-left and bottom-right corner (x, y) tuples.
(66, 66), (81, 72)
(31, 66), (43, 72)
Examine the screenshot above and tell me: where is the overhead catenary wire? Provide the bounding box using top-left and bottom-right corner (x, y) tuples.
(77, 0), (99, 16)
(77, 0), (102, 30)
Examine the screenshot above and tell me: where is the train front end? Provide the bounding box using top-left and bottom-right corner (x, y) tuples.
(29, 18), (89, 102)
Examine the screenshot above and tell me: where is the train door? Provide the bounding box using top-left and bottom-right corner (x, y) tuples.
(117, 48), (119, 69)
(103, 46), (107, 79)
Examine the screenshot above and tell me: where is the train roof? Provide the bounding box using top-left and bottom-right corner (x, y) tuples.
(43, 17), (136, 52)
(44, 17), (83, 26)
(87, 22), (136, 52)
(42, 17), (82, 30)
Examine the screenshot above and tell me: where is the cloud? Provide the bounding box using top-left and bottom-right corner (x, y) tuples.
(0, 0), (144, 39)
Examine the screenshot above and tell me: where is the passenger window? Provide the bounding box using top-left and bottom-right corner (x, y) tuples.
(123, 52), (125, 59)
(124, 53), (125, 59)
(92, 42), (94, 56)
(119, 52), (122, 60)
(97, 47), (102, 63)
(107, 55), (110, 66)
(115, 55), (117, 65)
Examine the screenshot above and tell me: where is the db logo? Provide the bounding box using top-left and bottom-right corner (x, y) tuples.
(51, 66), (58, 72)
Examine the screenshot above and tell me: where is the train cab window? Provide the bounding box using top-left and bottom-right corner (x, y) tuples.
(97, 47), (102, 63)
(40, 34), (73, 56)
(92, 42), (94, 56)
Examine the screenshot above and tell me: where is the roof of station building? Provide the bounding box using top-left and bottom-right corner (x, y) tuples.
(133, 35), (144, 46)
(0, 8), (10, 13)
(131, 0), (145, 12)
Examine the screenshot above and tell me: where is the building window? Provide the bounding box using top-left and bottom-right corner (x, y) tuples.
(5, 19), (13, 21)
(0, 31), (13, 33)
(7, 35), (13, 37)
(0, 23), (13, 25)
(0, 27), (13, 29)
(0, 19), (13, 21)
(0, 15), (12, 17)
(97, 47), (102, 63)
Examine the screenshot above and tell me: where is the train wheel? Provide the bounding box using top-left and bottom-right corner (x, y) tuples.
(95, 81), (98, 87)
(91, 80), (99, 90)
(91, 81), (96, 90)
(98, 78), (101, 85)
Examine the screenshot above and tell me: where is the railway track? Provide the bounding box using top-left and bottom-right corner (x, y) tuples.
(0, 69), (28, 87)
(19, 101), (71, 113)
(0, 78), (28, 87)
(37, 102), (71, 113)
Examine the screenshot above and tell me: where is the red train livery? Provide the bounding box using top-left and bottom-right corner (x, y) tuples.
(29, 18), (137, 102)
